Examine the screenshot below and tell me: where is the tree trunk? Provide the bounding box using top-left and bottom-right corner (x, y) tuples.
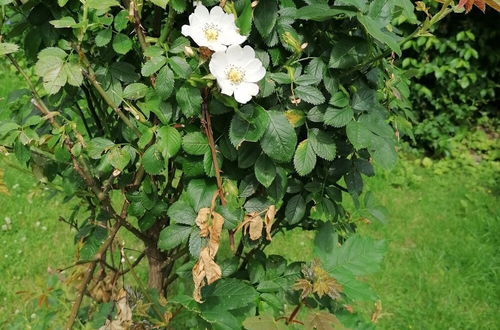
(146, 244), (165, 292)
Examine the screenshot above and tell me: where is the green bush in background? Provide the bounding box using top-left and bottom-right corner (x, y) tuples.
(401, 9), (499, 156)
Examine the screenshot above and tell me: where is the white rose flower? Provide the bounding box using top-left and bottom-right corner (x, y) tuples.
(209, 45), (266, 104)
(181, 4), (246, 52)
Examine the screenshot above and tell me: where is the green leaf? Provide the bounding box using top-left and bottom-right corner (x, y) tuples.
(35, 52), (67, 95)
(158, 225), (192, 250)
(110, 62), (140, 83)
(254, 0), (278, 38)
(49, 16), (76, 28)
(123, 83), (149, 100)
(147, 0), (168, 9)
(357, 14), (402, 56)
(295, 74), (321, 86)
(260, 111), (297, 162)
(176, 86), (201, 117)
(112, 33), (133, 55)
(324, 107), (353, 128)
(155, 66), (175, 99)
(295, 4), (357, 21)
(314, 222), (386, 277)
(203, 150), (223, 177)
(295, 86), (325, 105)
(294, 139), (317, 176)
(254, 154), (276, 188)
(330, 91), (349, 107)
(138, 129), (154, 149)
(87, 0), (119, 11)
(308, 128), (337, 161)
(332, 235), (387, 276)
(108, 147), (131, 171)
(243, 314), (286, 330)
(143, 145), (165, 174)
(0, 42), (19, 56)
(285, 109), (306, 128)
(201, 278), (259, 310)
(189, 228), (204, 257)
(64, 63), (83, 87)
(346, 121), (374, 150)
(182, 132), (209, 155)
(88, 137), (115, 159)
(95, 29), (112, 47)
(157, 126), (181, 158)
(236, 0), (253, 36)
(305, 58), (326, 80)
(141, 56), (167, 77)
(114, 10), (129, 32)
(285, 194), (306, 224)
(171, 0), (187, 13)
(329, 36), (369, 69)
(168, 56), (191, 78)
(229, 105), (269, 148)
(186, 179), (217, 211)
(167, 200), (196, 225)
(370, 136), (397, 170)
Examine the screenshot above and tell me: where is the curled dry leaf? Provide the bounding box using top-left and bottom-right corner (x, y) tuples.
(264, 205), (276, 241)
(99, 288), (133, 330)
(192, 209), (225, 302)
(192, 247), (222, 303)
(208, 211), (224, 257)
(196, 207), (211, 237)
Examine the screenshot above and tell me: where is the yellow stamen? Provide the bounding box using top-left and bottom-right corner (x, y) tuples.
(227, 68), (244, 84)
(204, 28), (219, 41)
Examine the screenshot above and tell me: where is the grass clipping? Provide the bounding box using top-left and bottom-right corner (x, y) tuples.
(192, 205), (276, 302)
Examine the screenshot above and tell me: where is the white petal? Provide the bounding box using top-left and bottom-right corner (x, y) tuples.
(234, 83), (259, 104)
(209, 53), (228, 78)
(189, 29), (209, 48)
(209, 5), (225, 19)
(226, 45), (243, 60)
(219, 79), (234, 96)
(220, 31), (247, 46)
(193, 4), (210, 20)
(208, 43), (227, 52)
(244, 65), (266, 82)
(181, 25), (191, 37)
(241, 45), (256, 60)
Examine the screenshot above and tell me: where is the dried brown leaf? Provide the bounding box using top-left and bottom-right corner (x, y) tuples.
(196, 207), (211, 237)
(208, 211), (224, 257)
(248, 213), (264, 240)
(192, 247), (222, 303)
(264, 205), (276, 241)
(293, 278), (313, 300)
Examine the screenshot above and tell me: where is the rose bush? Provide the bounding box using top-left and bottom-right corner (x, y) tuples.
(0, 0), (481, 328)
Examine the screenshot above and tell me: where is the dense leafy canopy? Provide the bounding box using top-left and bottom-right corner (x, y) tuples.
(0, 0), (466, 328)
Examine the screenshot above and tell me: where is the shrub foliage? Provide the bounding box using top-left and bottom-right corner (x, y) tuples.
(0, 0), (480, 328)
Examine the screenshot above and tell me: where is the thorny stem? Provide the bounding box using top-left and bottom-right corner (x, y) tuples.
(200, 88), (236, 249)
(158, 3), (176, 45)
(286, 300), (303, 325)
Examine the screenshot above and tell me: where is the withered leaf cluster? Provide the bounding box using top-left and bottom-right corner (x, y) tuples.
(293, 259), (343, 301)
(192, 207), (224, 302)
(235, 205), (276, 241)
